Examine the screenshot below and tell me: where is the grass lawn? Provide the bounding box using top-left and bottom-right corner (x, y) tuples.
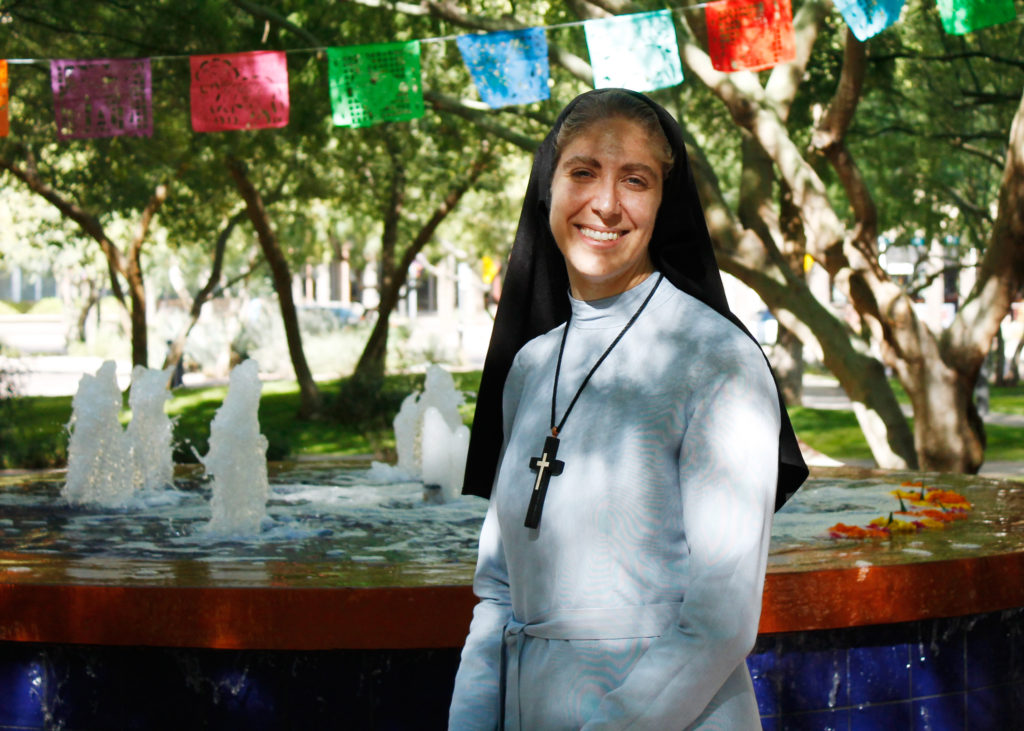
(2, 371), (1022, 470)
(788, 407), (874, 463)
(985, 385), (1024, 415)
(791, 405), (1024, 464)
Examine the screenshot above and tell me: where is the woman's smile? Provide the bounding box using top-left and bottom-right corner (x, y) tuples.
(577, 225), (624, 242)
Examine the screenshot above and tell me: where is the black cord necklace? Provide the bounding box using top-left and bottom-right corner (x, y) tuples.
(524, 273), (664, 529)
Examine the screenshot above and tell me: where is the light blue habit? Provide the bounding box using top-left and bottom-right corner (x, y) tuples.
(449, 273), (780, 730)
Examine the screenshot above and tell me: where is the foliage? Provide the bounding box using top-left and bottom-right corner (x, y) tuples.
(789, 406), (874, 462)
(847, 3), (1024, 271)
(0, 388), (71, 469)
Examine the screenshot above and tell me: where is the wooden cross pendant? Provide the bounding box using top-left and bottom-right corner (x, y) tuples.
(525, 435), (564, 529)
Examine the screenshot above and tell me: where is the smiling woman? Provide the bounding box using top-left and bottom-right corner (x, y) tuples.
(449, 89), (808, 730)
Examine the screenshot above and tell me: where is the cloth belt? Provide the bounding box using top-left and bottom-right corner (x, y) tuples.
(499, 602), (682, 730)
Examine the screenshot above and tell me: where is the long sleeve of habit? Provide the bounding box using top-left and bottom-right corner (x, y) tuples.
(447, 499), (511, 730)
(449, 358), (525, 730)
(450, 276), (780, 730)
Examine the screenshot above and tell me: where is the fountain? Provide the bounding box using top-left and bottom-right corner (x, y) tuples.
(200, 359), (270, 535)
(372, 363), (470, 502)
(125, 364), (175, 495)
(62, 360), (133, 506)
(0, 362), (1022, 727)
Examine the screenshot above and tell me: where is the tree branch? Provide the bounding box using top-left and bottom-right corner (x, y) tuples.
(0, 155), (128, 304)
(424, 90), (542, 152)
(765, 0), (830, 117)
(951, 87), (1024, 364)
(229, 0), (323, 47)
(870, 51), (1024, 71)
(343, 0), (428, 16)
(397, 144), (495, 276)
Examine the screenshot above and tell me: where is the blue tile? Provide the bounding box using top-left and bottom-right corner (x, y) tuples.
(778, 648), (847, 713)
(779, 708), (850, 730)
(851, 701), (911, 730)
(966, 684), (1019, 731)
(912, 622), (965, 698)
(748, 650), (779, 717)
(759, 714), (778, 731)
(0, 649), (45, 727)
(965, 613), (1015, 690)
(1012, 612), (1024, 683)
(913, 694), (964, 731)
(848, 643), (911, 705)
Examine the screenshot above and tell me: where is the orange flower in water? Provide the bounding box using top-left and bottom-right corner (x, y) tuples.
(915, 508), (966, 523)
(828, 522), (867, 539)
(892, 489), (922, 501)
(828, 522), (891, 539)
(890, 487), (973, 511)
(831, 483), (972, 541)
(922, 488), (972, 509)
(895, 510), (947, 530)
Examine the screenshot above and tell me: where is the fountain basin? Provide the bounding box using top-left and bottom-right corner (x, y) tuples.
(1, 465), (1023, 727)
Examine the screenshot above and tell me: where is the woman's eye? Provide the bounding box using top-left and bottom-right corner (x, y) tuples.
(570, 169), (595, 179)
(625, 176), (648, 187)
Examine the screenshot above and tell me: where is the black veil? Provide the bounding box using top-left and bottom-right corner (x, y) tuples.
(462, 89), (807, 511)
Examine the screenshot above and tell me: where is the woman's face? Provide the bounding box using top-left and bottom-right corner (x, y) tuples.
(549, 116), (664, 301)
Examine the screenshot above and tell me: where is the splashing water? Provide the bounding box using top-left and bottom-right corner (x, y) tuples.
(201, 359), (269, 535)
(63, 361), (133, 506)
(376, 364), (470, 501)
(126, 365), (175, 493)
(63, 362), (178, 507)
(421, 406), (470, 502)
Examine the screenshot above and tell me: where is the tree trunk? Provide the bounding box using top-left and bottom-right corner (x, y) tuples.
(73, 279), (100, 343)
(161, 211), (252, 378)
(736, 132), (807, 406)
(1009, 334), (1024, 386)
(125, 183), (169, 368)
(354, 282), (400, 384)
(993, 328), (1006, 387)
(902, 362), (985, 472)
(684, 125), (917, 468)
(127, 265), (148, 367)
(227, 156), (322, 418)
(770, 326), (803, 405)
(353, 136), (405, 384)
(353, 141), (494, 382)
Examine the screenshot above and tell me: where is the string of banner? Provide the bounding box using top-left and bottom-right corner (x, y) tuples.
(0, 0), (1018, 140)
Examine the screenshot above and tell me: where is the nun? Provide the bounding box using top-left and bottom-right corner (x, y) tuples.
(449, 88), (807, 730)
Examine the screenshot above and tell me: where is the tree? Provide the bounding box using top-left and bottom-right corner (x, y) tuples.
(365, 0), (1024, 473)
(349, 125), (498, 383)
(0, 2), (229, 367)
(227, 155), (322, 416)
(1, 1), (336, 403)
(0, 153), (169, 366)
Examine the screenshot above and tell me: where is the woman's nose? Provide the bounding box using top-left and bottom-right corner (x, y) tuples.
(591, 181), (621, 221)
